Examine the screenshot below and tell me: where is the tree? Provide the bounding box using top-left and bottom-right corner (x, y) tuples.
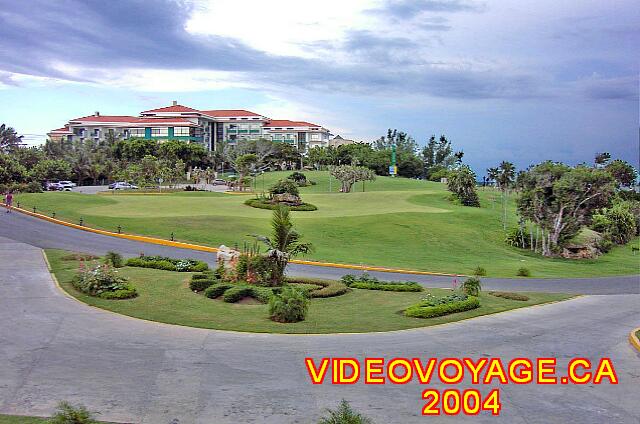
(0, 154), (27, 184)
(0, 124), (24, 153)
(496, 161), (516, 229)
(375, 128), (418, 156)
(594, 152), (611, 168)
(422, 135), (455, 179)
(329, 165), (376, 193)
(486, 167), (499, 186)
(447, 165), (480, 207)
(605, 159), (637, 188)
(233, 153), (258, 190)
(30, 159), (72, 182)
(517, 162), (615, 256)
(254, 205), (313, 286)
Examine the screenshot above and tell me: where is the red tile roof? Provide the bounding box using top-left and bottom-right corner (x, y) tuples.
(200, 109), (262, 117)
(264, 119), (321, 128)
(48, 126), (72, 134)
(141, 104), (200, 113)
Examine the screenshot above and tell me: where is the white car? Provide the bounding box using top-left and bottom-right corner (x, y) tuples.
(110, 182), (139, 190)
(56, 181), (75, 191)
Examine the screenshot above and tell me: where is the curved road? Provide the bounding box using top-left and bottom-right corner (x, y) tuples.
(0, 236), (638, 423)
(0, 211), (638, 294)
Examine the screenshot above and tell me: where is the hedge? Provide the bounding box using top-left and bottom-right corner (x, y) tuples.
(489, 291), (530, 301)
(404, 296), (480, 318)
(287, 277), (349, 298)
(244, 198), (318, 211)
(125, 256), (209, 272)
(99, 284), (138, 300)
(189, 278), (217, 292)
(349, 281), (423, 292)
(222, 286), (273, 303)
(204, 283), (234, 299)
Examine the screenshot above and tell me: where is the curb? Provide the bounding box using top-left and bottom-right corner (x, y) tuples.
(630, 328), (640, 352)
(5, 203), (462, 277)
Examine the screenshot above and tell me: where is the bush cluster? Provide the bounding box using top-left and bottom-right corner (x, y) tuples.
(49, 401), (98, 424)
(489, 291), (530, 301)
(591, 200), (639, 245)
(516, 267), (531, 277)
(340, 274), (423, 292)
(405, 294), (480, 318)
(125, 255), (209, 272)
(72, 264), (137, 300)
(104, 251), (124, 268)
(235, 253), (276, 285)
(460, 276), (481, 296)
(203, 283), (233, 299)
(268, 179), (300, 197)
(0, 181), (42, 194)
(287, 277), (349, 298)
(472, 266), (487, 276)
(244, 198), (318, 211)
(268, 287), (309, 323)
(190, 277), (217, 292)
(201, 283), (272, 303)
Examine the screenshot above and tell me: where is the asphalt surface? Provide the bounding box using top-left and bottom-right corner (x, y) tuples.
(0, 210), (638, 294)
(0, 236), (638, 423)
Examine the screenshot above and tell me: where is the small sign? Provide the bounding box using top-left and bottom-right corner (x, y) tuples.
(389, 165), (397, 175)
(158, 178), (164, 183)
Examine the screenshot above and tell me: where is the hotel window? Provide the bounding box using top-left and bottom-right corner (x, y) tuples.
(174, 127), (190, 136)
(228, 124), (237, 130)
(239, 124), (249, 129)
(310, 133), (321, 141)
(93, 128), (100, 137)
(123, 130), (130, 138)
(151, 128), (168, 136)
(130, 128), (145, 137)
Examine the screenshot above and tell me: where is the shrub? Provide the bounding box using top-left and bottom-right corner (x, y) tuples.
(104, 251), (123, 268)
(591, 201), (638, 245)
(72, 264), (137, 299)
(190, 277), (216, 292)
(222, 286), (272, 303)
(405, 296), (480, 318)
(191, 272), (214, 281)
(204, 283), (233, 299)
(339, 273), (422, 292)
(269, 286), (309, 323)
(516, 267), (531, 277)
(244, 198), (318, 211)
(246, 254), (276, 285)
(489, 291), (530, 301)
(460, 276), (481, 296)
(125, 255), (208, 272)
(214, 263), (227, 280)
(269, 179), (300, 197)
(504, 227), (531, 249)
(472, 266), (486, 276)
(287, 277), (349, 298)
(287, 171), (308, 185)
(318, 399), (373, 424)
(49, 401), (98, 424)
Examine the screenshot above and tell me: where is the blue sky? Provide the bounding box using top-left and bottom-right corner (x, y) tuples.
(0, 0), (637, 174)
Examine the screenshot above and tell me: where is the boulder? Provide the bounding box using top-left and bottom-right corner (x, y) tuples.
(217, 245), (240, 269)
(271, 193), (302, 205)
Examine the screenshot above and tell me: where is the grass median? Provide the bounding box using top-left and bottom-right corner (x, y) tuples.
(46, 249), (574, 334)
(16, 172), (639, 278)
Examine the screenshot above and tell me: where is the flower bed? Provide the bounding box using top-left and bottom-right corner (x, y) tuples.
(244, 198), (318, 211)
(404, 293), (479, 318)
(72, 263), (137, 300)
(125, 256), (208, 272)
(287, 277), (350, 298)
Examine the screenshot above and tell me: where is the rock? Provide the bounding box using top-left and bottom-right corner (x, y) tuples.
(561, 244), (601, 259)
(217, 245), (240, 269)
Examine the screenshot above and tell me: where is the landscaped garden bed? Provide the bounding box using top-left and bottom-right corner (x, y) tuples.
(45, 249), (574, 334)
(341, 273), (423, 292)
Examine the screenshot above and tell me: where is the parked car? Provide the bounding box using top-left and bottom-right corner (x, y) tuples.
(212, 179), (227, 186)
(109, 182), (139, 190)
(45, 182), (60, 191)
(56, 181), (75, 191)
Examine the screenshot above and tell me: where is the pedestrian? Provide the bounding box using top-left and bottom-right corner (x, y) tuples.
(4, 191), (13, 213)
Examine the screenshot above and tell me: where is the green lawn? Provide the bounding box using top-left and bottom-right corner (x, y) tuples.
(0, 415), (115, 424)
(46, 249), (573, 334)
(17, 171), (639, 277)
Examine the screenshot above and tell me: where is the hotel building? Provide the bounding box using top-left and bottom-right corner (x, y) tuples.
(48, 102), (332, 152)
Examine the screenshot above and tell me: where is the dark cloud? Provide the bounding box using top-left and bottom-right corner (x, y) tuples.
(0, 0), (633, 104)
(577, 76), (638, 101)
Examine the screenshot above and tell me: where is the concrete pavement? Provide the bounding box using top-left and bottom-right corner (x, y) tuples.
(0, 235), (639, 423)
(0, 211), (638, 294)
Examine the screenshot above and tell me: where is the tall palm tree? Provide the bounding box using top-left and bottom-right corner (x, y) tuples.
(0, 124), (24, 153)
(486, 167), (499, 187)
(254, 205), (313, 286)
(497, 161), (516, 230)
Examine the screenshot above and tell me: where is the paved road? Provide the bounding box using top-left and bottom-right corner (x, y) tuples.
(0, 236), (638, 423)
(0, 211), (638, 294)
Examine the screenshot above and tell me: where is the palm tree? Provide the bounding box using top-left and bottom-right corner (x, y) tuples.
(486, 167), (499, 187)
(497, 161), (516, 230)
(254, 205), (313, 286)
(0, 124), (24, 153)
